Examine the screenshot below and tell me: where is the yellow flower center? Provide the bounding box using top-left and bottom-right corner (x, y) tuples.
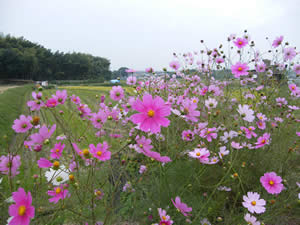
(238, 67), (243, 71)
(18, 205), (26, 216)
(207, 130), (211, 134)
(238, 41), (243, 45)
(292, 86), (295, 90)
(162, 216), (166, 220)
(53, 161), (60, 167)
(193, 99), (197, 103)
(69, 174), (74, 181)
(96, 190), (102, 196)
(147, 110), (155, 117)
(261, 139), (266, 144)
(251, 201), (256, 206)
(269, 180), (274, 185)
(196, 152), (201, 156)
(56, 187), (61, 194)
(248, 127), (252, 131)
(97, 151), (102, 156)
(83, 149), (90, 157)
(56, 148), (60, 152)
(184, 107), (189, 114)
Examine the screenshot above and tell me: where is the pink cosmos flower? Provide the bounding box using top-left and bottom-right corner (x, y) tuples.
(27, 124), (56, 147)
(110, 86), (124, 101)
(276, 97), (287, 107)
(169, 60), (180, 70)
(231, 62), (249, 78)
(145, 67), (154, 73)
(136, 135), (153, 153)
(241, 126), (257, 139)
(293, 64), (300, 75)
(158, 208), (173, 224)
(231, 141), (243, 149)
(272, 35), (283, 48)
(91, 110), (107, 129)
(142, 149), (171, 163)
(215, 57), (224, 64)
(46, 98), (58, 108)
(0, 155), (21, 177)
(78, 104), (91, 118)
(47, 185), (70, 204)
(70, 94), (81, 104)
(181, 99), (200, 122)
(171, 196), (192, 217)
(12, 115), (33, 133)
(37, 158), (54, 168)
(255, 133), (271, 148)
(188, 148), (210, 163)
(257, 120), (266, 130)
(234, 37), (248, 48)
(130, 94), (171, 133)
(256, 62), (266, 73)
(182, 130), (194, 141)
(27, 92), (44, 111)
(242, 192), (266, 214)
(244, 213), (260, 225)
(8, 187), (35, 225)
(50, 142), (65, 159)
(53, 90), (67, 104)
(139, 165), (147, 174)
(283, 47), (296, 61)
(126, 76), (137, 85)
(89, 142), (111, 161)
(200, 128), (217, 142)
(289, 83), (299, 96)
(260, 172), (284, 194)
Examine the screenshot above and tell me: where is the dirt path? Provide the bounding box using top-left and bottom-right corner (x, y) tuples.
(0, 85), (20, 94)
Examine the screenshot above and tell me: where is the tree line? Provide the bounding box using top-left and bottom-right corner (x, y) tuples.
(0, 34), (112, 81)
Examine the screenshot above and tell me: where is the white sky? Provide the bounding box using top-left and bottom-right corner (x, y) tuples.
(0, 0), (299, 70)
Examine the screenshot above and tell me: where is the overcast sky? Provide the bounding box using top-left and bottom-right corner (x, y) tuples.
(0, 0), (299, 70)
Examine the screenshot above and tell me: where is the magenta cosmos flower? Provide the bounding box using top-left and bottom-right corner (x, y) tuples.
(242, 192), (266, 214)
(231, 62), (249, 78)
(272, 35), (283, 48)
(12, 115), (33, 133)
(130, 94), (171, 133)
(169, 60), (180, 70)
(53, 90), (67, 104)
(110, 86), (124, 101)
(255, 133), (271, 149)
(0, 155), (21, 177)
(260, 172), (284, 194)
(50, 142), (65, 159)
(234, 37), (248, 48)
(126, 76), (137, 85)
(48, 185), (70, 204)
(8, 187), (35, 225)
(171, 196), (192, 217)
(89, 142), (111, 161)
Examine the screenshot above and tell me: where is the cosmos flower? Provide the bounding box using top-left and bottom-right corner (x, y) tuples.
(8, 187), (35, 225)
(110, 86), (124, 101)
(272, 35), (283, 48)
(47, 185), (70, 204)
(256, 62), (266, 73)
(234, 37), (248, 48)
(237, 104), (255, 122)
(231, 62), (249, 78)
(260, 172), (284, 195)
(0, 155), (21, 177)
(12, 115), (33, 133)
(242, 192), (266, 214)
(53, 90), (67, 104)
(169, 60), (180, 70)
(130, 94), (171, 133)
(244, 213), (260, 225)
(50, 142), (65, 159)
(171, 196), (192, 217)
(89, 142), (111, 161)
(126, 76), (137, 85)
(45, 166), (69, 186)
(283, 47), (296, 61)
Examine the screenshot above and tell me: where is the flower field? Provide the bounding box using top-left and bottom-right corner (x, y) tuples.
(1, 33), (300, 225)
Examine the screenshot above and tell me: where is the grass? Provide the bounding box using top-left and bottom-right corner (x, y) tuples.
(0, 85), (33, 150)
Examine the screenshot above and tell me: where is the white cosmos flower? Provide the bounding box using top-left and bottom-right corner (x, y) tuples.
(237, 104), (255, 122)
(45, 166), (69, 186)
